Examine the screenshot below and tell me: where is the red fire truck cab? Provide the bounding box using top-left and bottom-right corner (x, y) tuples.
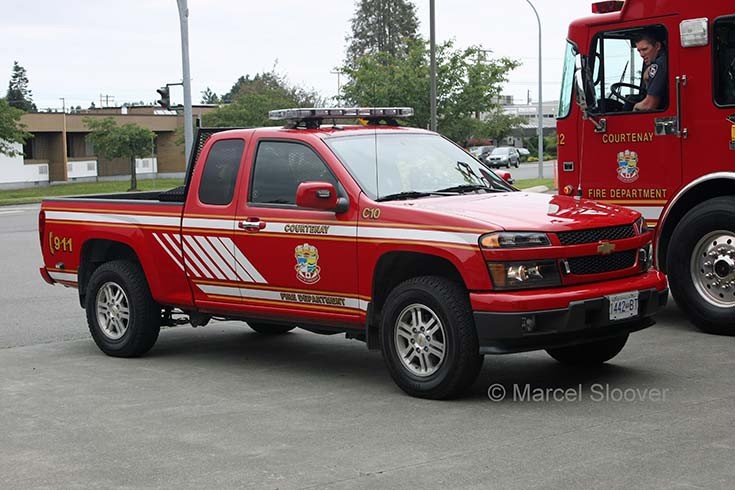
(39, 108), (667, 399)
(557, 0), (735, 334)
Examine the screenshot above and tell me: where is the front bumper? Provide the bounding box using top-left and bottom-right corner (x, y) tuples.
(471, 271), (669, 354)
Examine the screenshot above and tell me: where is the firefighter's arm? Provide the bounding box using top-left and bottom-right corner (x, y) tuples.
(633, 95), (661, 112)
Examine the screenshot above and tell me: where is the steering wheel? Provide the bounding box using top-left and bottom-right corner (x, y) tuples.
(610, 82), (646, 106)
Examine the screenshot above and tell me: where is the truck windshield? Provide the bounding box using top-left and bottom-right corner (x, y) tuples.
(557, 41), (577, 118)
(325, 132), (511, 200)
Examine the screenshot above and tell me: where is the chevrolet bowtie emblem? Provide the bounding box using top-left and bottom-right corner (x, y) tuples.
(597, 241), (616, 255)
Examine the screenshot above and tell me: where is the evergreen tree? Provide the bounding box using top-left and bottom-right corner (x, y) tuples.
(345, 0), (420, 67)
(5, 61), (36, 112)
(200, 87), (220, 104)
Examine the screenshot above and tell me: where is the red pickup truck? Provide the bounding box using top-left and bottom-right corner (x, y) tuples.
(39, 107), (668, 399)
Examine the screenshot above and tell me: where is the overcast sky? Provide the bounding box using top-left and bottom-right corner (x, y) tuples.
(2, 0), (596, 110)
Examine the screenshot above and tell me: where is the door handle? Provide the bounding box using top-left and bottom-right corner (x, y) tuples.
(238, 219), (266, 232)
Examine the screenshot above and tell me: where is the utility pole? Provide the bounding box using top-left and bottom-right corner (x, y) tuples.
(177, 0), (193, 169)
(525, 0), (544, 180)
(60, 97), (68, 181)
(429, 0), (437, 131)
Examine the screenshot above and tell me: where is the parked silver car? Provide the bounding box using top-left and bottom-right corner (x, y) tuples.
(484, 146), (520, 168)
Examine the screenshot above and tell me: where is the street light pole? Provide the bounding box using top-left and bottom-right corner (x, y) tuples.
(176, 0), (193, 170)
(429, 0), (437, 131)
(525, 0), (544, 180)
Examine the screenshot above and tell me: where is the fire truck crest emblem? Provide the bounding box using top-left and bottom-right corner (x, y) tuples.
(616, 150), (640, 183)
(294, 243), (321, 284)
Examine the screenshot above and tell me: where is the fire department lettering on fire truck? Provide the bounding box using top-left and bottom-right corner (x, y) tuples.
(39, 107), (667, 399)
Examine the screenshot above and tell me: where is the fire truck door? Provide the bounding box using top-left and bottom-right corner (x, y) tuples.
(580, 23), (682, 228)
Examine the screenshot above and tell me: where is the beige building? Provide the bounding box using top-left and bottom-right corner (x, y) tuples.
(13, 105), (215, 184)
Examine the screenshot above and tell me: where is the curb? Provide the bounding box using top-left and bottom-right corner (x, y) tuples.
(521, 185), (549, 193)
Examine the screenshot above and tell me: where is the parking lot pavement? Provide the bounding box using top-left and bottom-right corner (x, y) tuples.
(1, 300), (735, 489)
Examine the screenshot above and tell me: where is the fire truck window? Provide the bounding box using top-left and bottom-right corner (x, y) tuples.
(592, 26), (668, 114)
(198, 139), (244, 206)
(714, 17), (735, 107)
(250, 141), (337, 205)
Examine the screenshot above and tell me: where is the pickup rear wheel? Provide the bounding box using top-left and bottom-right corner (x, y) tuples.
(380, 276), (483, 399)
(85, 260), (161, 357)
(546, 334), (628, 365)
(247, 322), (295, 335)
(667, 197), (735, 335)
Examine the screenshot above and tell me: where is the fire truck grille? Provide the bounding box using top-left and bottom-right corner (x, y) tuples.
(557, 225), (635, 245)
(568, 250), (637, 275)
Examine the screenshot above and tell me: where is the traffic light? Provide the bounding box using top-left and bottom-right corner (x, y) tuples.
(156, 86), (170, 109)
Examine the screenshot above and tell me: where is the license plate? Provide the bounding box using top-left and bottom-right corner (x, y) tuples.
(607, 291), (639, 321)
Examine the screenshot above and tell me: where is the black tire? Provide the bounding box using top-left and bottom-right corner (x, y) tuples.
(546, 334), (629, 366)
(667, 197), (735, 335)
(85, 260), (160, 357)
(248, 322), (295, 335)
(380, 276), (483, 399)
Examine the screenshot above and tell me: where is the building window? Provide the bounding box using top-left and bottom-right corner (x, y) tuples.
(23, 140), (34, 159)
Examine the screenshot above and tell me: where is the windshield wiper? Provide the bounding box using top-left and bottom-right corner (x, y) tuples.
(376, 191), (441, 202)
(434, 184), (504, 194)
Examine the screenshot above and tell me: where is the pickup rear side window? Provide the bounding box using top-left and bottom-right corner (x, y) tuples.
(714, 16), (735, 107)
(250, 141), (337, 205)
(198, 139), (245, 206)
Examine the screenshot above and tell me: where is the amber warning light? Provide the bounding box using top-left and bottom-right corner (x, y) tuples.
(591, 1), (624, 14)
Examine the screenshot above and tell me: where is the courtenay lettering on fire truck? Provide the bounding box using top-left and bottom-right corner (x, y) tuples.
(38, 107), (668, 399)
(557, 0), (735, 334)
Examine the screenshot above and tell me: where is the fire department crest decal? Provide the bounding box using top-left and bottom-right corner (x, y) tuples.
(295, 243), (321, 284)
(617, 150), (640, 183)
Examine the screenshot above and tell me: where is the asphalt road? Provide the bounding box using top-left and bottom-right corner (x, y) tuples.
(2, 204), (735, 489)
(504, 160), (555, 181)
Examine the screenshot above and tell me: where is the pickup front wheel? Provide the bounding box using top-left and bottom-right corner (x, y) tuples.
(85, 260), (161, 357)
(380, 276), (483, 399)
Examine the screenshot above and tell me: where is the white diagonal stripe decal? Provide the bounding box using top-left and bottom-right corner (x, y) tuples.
(212, 236), (255, 283)
(228, 238), (267, 284)
(182, 237), (213, 279)
(185, 235), (226, 280)
(194, 235), (238, 281)
(153, 233), (184, 271)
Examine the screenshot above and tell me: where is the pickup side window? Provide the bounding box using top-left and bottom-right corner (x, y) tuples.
(198, 139), (245, 206)
(714, 16), (735, 107)
(250, 141), (337, 205)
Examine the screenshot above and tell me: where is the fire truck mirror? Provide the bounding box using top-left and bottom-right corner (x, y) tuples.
(575, 68), (588, 111)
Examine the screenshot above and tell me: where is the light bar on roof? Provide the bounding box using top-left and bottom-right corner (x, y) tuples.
(591, 1), (624, 14)
(268, 107), (414, 121)
(680, 18), (709, 48)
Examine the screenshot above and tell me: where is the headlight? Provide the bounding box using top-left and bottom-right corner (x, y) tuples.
(488, 260), (562, 290)
(480, 232), (551, 249)
(634, 217), (648, 235)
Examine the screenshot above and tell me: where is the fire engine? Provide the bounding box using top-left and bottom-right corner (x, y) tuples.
(557, 0), (735, 334)
(38, 108), (667, 399)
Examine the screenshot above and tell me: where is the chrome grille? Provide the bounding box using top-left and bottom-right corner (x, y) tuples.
(568, 250), (637, 275)
(557, 224), (635, 245)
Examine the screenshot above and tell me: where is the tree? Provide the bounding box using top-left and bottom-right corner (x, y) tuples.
(5, 61), (36, 112)
(0, 98), (31, 156)
(345, 0), (420, 67)
(84, 117), (155, 191)
(203, 70), (323, 128)
(341, 39), (521, 143)
(200, 87), (220, 104)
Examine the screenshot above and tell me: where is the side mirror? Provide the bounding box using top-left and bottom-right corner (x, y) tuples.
(574, 54), (589, 111)
(492, 169), (513, 184)
(296, 182), (348, 213)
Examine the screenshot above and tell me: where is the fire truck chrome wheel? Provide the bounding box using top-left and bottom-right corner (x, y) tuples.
(393, 303), (447, 377)
(95, 282), (130, 340)
(690, 231), (735, 308)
